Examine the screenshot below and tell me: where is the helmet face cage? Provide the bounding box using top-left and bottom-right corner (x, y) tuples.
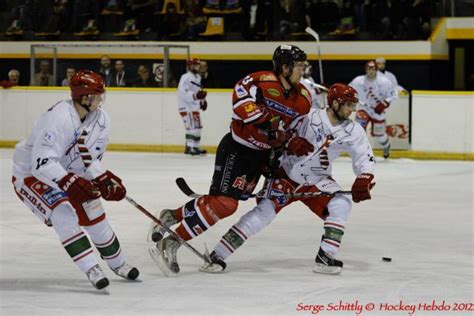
(272, 45), (307, 74)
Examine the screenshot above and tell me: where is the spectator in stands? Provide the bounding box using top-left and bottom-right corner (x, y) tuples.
(70, 0), (100, 33)
(151, 63), (177, 87)
(1, 69), (20, 88)
(277, 0), (306, 38)
(98, 55), (114, 86)
(133, 65), (157, 87)
(157, 1), (183, 40)
(123, 0), (154, 33)
(241, 0), (269, 40)
(199, 60), (216, 88)
(61, 67), (76, 86)
(110, 60), (131, 87)
(33, 60), (54, 86)
(183, 0), (207, 40)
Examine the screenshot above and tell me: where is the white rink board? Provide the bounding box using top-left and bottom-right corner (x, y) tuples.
(0, 149), (473, 315)
(366, 95), (410, 150)
(1, 88), (473, 154)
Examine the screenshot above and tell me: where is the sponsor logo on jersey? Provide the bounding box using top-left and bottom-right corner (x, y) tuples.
(301, 89), (309, 98)
(41, 130), (56, 147)
(232, 175), (247, 190)
(264, 98), (298, 118)
(267, 88), (280, 97)
(259, 74), (277, 81)
(20, 188), (47, 214)
(235, 85), (248, 98)
(192, 225), (204, 235)
(42, 188), (67, 206)
(244, 103), (257, 113)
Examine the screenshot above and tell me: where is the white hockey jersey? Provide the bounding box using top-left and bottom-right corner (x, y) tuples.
(378, 70), (405, 94)
(281, 108), (375, 188)
(12, 100), (110, 189)
(349, 74), (397, 120)
(177, 71), (202, 112)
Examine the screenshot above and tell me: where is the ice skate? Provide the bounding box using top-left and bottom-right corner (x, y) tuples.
(313, 247), (343, 275)
(199, 251), (227, 273)
(86, 264), (110, 292)
(148, 209), (177, 242)
(149, 235), (181, 276)
(194, 148), (207, 155)
(112, 262), (140, 281)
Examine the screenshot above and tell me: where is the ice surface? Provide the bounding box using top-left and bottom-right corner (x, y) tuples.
(1, 149), (472, 315)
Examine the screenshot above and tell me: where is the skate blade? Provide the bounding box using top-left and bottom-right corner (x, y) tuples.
(312, 264), (342, 275)
(199, 264), (225, 274)
(148, 247), (178, 277)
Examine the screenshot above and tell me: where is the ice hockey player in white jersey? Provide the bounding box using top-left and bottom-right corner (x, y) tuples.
(300, 61), (327, 109)
(200, 83), (376, 275)
(349, 60), (397, 159)
(11, 70), (139, 291)
(178, 58), (208, 155)
(375, 57), (406, 94)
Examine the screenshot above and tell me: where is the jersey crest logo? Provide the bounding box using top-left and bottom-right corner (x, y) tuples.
(267, 88), (280, 97)
(244, 103), (257, 113)
(264, 98), (298, 118)
(232, 176), (247, 190)
(184, 207), (196, 218)
(259, 74), (277, 81)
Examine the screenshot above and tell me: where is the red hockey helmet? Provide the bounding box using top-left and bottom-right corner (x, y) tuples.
(327, 83), (358, 107)
(70, 70), (105, 100)
(186, 58), (200, 68)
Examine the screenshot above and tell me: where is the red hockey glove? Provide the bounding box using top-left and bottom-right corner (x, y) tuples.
(351, 173), (375, 203)
(93, 170), (127, 201)
(286, 136), (314, 157)
(58, 173), (101, 204)
(200, 100), (208, 111)
(374, 101), (389, 114)
(194, 90), (207, 100)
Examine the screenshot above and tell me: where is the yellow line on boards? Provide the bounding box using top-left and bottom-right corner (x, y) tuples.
(412, 90), (474, 96)
(0, 141), (472, 161)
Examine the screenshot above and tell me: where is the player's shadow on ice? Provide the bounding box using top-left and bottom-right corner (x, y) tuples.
(0, 278), (108, 295)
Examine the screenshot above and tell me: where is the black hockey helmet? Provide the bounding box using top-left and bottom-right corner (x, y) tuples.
(272, 45), (307, 74)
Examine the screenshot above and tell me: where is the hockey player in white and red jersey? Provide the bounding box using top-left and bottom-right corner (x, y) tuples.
(200, 83), (376, 275)
(11, 70), (139, 291)
(300, 61), (327, 109)
(178, 58), (208, 155)
(349, 60), (397, 159)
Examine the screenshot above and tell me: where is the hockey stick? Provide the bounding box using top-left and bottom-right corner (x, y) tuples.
(175, 177), (352, 199)
(124, 195), (211, 263)
(305, 27), (324, 84)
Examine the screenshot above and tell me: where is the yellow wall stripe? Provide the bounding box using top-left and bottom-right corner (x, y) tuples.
(0, 140), (472, 161)
(412, 90), (474, 96)
(446, 28), (474, 39)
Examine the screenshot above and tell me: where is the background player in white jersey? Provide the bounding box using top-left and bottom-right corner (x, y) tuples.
(300, 61), (327, 109)
(375, 57), (406, 94)
(11, 70), (139, 291)
(349, 60), (397, 159)
(178, 58), (208, 156)
(201, 83), (375, 275)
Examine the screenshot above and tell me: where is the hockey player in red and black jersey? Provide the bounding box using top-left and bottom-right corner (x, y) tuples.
(149, 45), (315, 275)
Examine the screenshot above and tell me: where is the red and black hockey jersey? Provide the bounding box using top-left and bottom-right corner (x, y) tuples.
(231, 71), (312, 150)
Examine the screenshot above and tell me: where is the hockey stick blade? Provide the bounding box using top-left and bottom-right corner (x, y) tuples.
(176, 177), (201, 198)
(305, 27), (319, 41)
(125, 195), (211, 263)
